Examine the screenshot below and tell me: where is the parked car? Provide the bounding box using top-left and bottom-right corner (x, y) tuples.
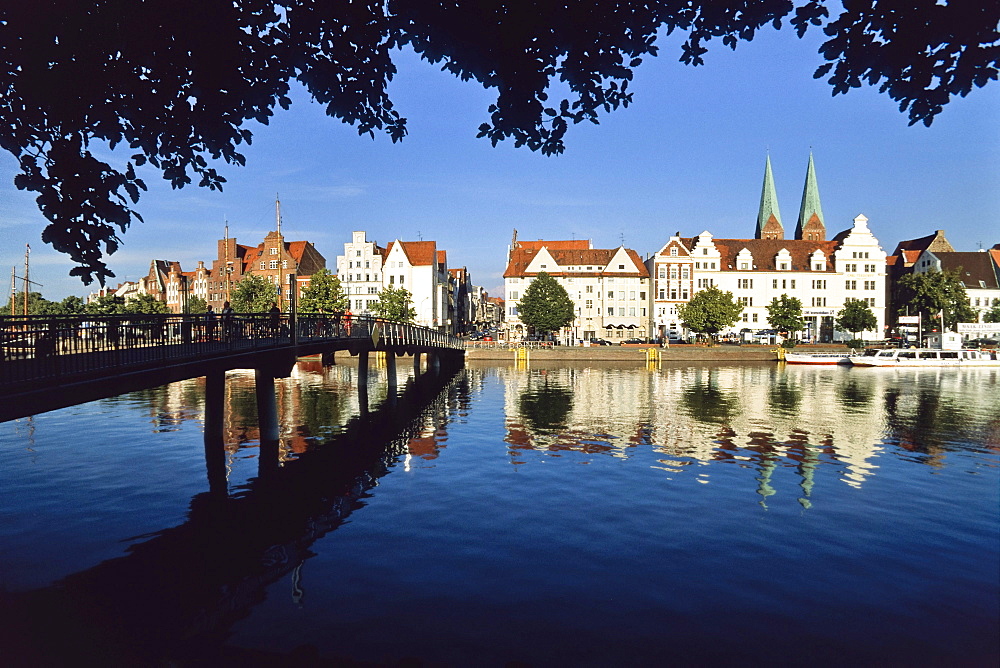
(588, 338), (613, 346)
(620, 337), (646, 345)
(968, 337), (999, 348)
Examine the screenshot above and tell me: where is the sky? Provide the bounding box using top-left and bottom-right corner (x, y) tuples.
(2, 24), (998, 301)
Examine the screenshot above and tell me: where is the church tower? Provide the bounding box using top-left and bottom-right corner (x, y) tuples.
(756, 155), (784, 240)
(795, 152), (826, 241)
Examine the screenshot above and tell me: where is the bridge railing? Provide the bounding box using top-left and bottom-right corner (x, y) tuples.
(1, 313), (463, 387)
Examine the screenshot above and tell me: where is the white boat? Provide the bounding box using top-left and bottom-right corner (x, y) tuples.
(850, 348), (1000, 367)
(781, 351), (858, 365)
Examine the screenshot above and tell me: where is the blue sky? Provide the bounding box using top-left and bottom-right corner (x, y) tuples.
(2, 25), (998, 300)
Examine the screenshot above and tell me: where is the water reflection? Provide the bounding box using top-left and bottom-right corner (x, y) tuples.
(3, 365), (465, 664)
(491, 363), (999, 501)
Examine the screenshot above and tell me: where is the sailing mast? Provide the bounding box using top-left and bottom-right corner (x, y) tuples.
(224, 220), (231, 302)
(22, 244), (29, 316)
(275, 194), (283, 309)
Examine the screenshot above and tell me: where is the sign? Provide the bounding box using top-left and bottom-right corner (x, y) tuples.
(897, 315), (920, 324)
(803, 309), (834, 316)
(957, 322), (1000, 333)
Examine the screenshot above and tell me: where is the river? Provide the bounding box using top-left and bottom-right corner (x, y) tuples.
(1, 359), (997, 665)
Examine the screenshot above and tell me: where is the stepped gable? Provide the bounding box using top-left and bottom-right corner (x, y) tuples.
(892, 230), (954, 258)
(706, 238), (839, 272)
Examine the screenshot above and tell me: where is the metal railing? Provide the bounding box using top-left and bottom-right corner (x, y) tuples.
(1, 313), (463, 387)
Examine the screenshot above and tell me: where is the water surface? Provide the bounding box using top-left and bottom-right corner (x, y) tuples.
(1, 361), (997, 665)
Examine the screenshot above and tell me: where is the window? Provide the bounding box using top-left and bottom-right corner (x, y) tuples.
(586, 285), (593, 293)
(695, 262), (701, 269)
(864, 264), (877, 272)
(812, 280), (826, 289)
(846, 263), (857, 272)
(618, 265), (625, 270)
(790, 280), (796, 289)
(399, 276), (404, 285)
(772, 279), (778, 289)
(670, 248), (678, 256)
(630, 291), (636, 300)
(671, 290), (677, 300)
(540, 264), (547, 269)
(658, 289), (665, 299)
(739, 279), (752, 289)
(711, 262), (717, 269)
(607, 308), (614, 316)
(814, 264), (823, 271)
(639, 292), (645, 300)
(510, 291), (518, 300)
(864, 281), (876, 290)
(259, 261), (266, 270)
(619, 307), (625, 316)
(681, 268), (689, 280)
(658, 267), (666, 279)
(356, 251), (361, 257)
(703, 249), (708, 255)
(365, 261), (370, 268)
(269, 259), (278, 269)
(270, 247), (278, 255)
(846, 280), (857, 290)
(741, 263), (749, 270)
(811, 297), (826, 307)
(389, 275), (395, 284)
(282, 260), (288, 269)
(629, 308), (636, 316)
(867, 297), (876, 306)
(670, 268), (678, 279)
(752, 313), (758, 322)
(780, 263), (788, 270)
(585, 300), (593, 308)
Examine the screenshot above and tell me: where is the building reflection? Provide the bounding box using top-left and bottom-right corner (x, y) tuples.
(493, 363), (1000, 506)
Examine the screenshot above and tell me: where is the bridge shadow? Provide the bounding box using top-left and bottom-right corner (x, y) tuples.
(1, 366), (468, 666)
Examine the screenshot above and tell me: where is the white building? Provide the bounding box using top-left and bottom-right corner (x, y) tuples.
(911, 248), (1000, 325)
(504, 239), (652, 342)
(650, 155), (888, 342)
(336, 231), (387, 314)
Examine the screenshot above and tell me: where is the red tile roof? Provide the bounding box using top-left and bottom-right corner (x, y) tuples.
(693, 238), (840, 272)
(504, 246), (649, 278)
(386, 240), (438, 266)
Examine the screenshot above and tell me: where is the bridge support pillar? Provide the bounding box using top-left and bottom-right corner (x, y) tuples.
(431, 351), (441, 375)
(203, 368), (227, 495)
(321, 351), (336, 366)
(413, 351), (421, 376)
(255, 368), (281, 477)
(386, 351), (397, 393)
(357, 352), (369, 413)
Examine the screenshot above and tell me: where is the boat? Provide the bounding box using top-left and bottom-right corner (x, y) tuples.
(850, 348), (1000, 367)
(781, 350), (858, 365)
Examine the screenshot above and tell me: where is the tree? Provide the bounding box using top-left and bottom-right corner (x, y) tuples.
(677, 286), (743, 340)
(517, 272), (575, 336)
(3, 1), (995, 284)
(835, 298), (878, 338)
(231, 275), (277, 313)
(3, 291), (56, 315)
(371, 286), (416, 322)
(983, 302), (1000, 324)
(766, 294), (805, 338)
(896, 269), (976, 331)
(121, 293), (169, 314)
(184, 296), (208, 314)
(84, 295), (127, 315)
(299, 269), (348, 313)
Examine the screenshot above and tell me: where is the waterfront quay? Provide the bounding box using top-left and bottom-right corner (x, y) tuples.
(464, 342), (814, 362)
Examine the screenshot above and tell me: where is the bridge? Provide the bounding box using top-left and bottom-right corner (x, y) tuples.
(0, 312), (466, 424)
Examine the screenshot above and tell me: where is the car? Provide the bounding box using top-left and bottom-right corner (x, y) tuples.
(620, 337), (646, 345)
(588, 338), (613, 346)
(968, 337), (999, 348)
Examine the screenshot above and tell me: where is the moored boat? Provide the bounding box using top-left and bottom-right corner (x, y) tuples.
(850, 348), (1000, 367)
(782, 351), (858, 365)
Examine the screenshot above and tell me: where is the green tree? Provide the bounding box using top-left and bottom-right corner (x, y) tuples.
(3, 291), (59, 315)
(121, 293), (169, 314)
(835, 298), (878, 338)
(84, 294), (127, 315)
(231, 275), (277, 313)
(517, 272), (575, 336)
(371, 286), (416, 322)
(677, 286), (743, 340)
(184, 295), (208, 314)
(896, 269), (976, 331)
(3, 1), (993, 283)
(766, 294), (805, 338)
(299, 269), (348, 313)
(58, 295), (86, 314)
(982, 302), (1000, 323)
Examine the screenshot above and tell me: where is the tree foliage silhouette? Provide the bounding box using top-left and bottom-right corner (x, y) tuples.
(3, 1), (996, 282)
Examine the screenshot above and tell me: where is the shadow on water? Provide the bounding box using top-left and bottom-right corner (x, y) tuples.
(1, 366), (467, 666)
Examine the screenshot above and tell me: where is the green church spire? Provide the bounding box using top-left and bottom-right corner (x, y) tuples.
(756, 155), (783, 239)
(795, 152), (826, 241)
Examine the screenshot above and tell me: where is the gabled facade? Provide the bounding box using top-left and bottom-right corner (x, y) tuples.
(647, 235), (695, 339)
(504, 239), (651, 342)
(242, 230), (327, 310)
(383, 239), (449, 329)
(336, 231), (388, 313)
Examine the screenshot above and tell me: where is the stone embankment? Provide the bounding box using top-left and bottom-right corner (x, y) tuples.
(464, 343), (846, 362)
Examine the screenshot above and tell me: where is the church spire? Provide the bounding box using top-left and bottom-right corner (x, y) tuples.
(756, 155), (784, 240)
(795, 152), (826, 241)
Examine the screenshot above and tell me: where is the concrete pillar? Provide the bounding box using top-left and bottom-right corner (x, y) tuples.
(431, 351), (441, 375)
(255, 368), (280, 478)
(203, 368), (227, 495)
(386, 350), (397, 393)
(413, 351), (421, 376)
(357, 351), (369, 413)
(321, 350), (336, 366)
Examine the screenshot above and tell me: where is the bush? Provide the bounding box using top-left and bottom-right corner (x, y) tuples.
(845, 339), (866, 349)
(780, 339), (798, 349)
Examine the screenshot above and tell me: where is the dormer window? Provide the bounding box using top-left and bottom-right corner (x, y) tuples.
(780, 263), (789, 270)
(740, 263), (749, 270)
(670, 248), (678, 256)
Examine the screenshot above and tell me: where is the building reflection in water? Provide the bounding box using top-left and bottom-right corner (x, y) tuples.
(491, 362), (1000, 507)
